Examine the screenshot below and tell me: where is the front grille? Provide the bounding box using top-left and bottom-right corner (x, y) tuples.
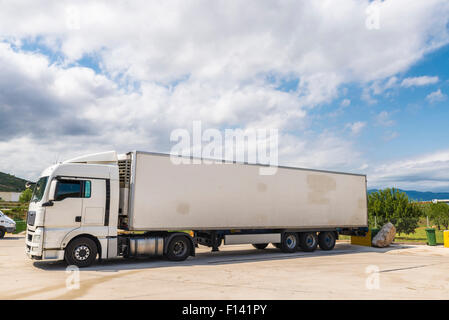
(27, 211), (36, 226)
(28, 234), (32, 242)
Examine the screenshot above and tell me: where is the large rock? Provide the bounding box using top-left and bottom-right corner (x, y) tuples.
(372, 222), (396, 247)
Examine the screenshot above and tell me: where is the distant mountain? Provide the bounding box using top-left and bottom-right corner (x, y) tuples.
(368, 189), (449, 201)
(0, 172), (28, 192)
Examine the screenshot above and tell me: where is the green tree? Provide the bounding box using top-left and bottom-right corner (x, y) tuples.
(426, 203), (449, 230)
(368, 188), (422, 235)
(19, 188), (32, 203)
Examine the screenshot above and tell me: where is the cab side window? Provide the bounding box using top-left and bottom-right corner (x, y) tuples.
(84, 180), (91, 198)
(55, 180), (82, 201)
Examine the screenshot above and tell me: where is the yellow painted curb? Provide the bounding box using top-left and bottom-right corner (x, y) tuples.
(351, 230), (372, 247)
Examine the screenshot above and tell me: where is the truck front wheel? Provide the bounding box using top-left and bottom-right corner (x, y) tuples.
(65, 237), (98, 268)
(0, 228), (5, 239)
(299, 232), (318, 252)
(318, 231), (336, 250)
(166, 236), (191, 261)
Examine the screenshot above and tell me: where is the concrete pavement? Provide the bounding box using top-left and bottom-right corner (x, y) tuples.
(1, 234), (449, 299)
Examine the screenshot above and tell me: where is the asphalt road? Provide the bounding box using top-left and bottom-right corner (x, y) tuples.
(1, 234), (449, 299)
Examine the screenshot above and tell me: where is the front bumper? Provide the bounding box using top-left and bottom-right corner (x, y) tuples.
(25, 227), (43, 259)
(25, 227), (64, 261)
(6, 226), (15, 233)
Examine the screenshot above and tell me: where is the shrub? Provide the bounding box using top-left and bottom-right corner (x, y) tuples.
(368, 188), (422, 235)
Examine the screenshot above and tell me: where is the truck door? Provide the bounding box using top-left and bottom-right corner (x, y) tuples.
(44, 179), (83, 229)
(81, 179), (107, 226)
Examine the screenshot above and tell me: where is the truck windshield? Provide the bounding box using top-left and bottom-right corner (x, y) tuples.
(31, 176), (48, 203)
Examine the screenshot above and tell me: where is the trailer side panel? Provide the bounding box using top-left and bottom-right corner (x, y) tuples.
(128, 152), (368, 230)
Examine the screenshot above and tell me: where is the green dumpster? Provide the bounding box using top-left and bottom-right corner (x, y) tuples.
(370, 228), (380, 240)
(425, 228), (437, 246)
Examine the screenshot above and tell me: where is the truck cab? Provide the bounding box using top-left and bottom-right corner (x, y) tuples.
(25, 151), (120, 265)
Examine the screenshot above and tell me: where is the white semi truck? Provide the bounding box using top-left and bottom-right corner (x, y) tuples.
(25, 151), (368, 267)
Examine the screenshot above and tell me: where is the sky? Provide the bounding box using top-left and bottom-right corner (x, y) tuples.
(0, 0), (449, 191)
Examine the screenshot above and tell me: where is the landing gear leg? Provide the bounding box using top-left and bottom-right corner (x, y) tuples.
(211, 231), (221, 252)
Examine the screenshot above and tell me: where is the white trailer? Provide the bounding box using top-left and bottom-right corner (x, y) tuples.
(25, 151), (368, 267)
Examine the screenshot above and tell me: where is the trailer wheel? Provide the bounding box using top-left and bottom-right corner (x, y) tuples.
(166, 236), (191, 261)
(299, 232), (318, 252)
(64, 237), (98, 268)
(0, 228), (5, 239)
(281, 232), (298, 253)
(252, 243), (268, 250)
(318, 231), (336, 250)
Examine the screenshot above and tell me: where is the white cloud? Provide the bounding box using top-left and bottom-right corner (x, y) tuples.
(382, 131), (399, 142)
(426, 89), (447, 103)
(340, 99), (351, 107)
(401, 76), (440, 88)
(278, 132), (362, 172)
(370, 76), (399, 95)
(375, 111), (395, 127)
(369, 149), (449, 191)
(1, 1), (449, 84)
(400, 75), (439, 87)
(346, 121), (366, 135)
(0, 0), (449, 181)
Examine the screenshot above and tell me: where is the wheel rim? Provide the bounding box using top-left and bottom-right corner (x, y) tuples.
(305, 234), (316, 247)
(74, 245), (90, 261)
(286, 235), (297, 249)
(173, 240), (187, 256)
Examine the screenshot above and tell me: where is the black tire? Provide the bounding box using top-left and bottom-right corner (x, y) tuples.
(318, 231), (336, 250)
(64, 237), (98, 268)
(252, 243), (268, 250)
(281, 232), (299, 253)
(299, 232), (318, 252)
(0, 228), (5, 239)
(166, 236), (192, 261)
(272, 243), (281, 249)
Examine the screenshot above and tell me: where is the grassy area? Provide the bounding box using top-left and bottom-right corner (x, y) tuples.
(392, 217), (445, 244)
(13, 220), (26, 234)
(0, 201), (28, 221)
(395, 227), (444, 244)
(339, 219), (446, 244)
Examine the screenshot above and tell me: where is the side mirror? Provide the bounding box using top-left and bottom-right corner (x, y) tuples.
(48, 179), (58, 202)
(25, 181), (36, 189)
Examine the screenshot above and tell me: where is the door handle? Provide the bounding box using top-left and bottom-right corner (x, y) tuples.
(75, 216), (81, 222)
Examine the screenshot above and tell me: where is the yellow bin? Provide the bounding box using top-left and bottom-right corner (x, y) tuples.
(444, 230), (449, 248)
